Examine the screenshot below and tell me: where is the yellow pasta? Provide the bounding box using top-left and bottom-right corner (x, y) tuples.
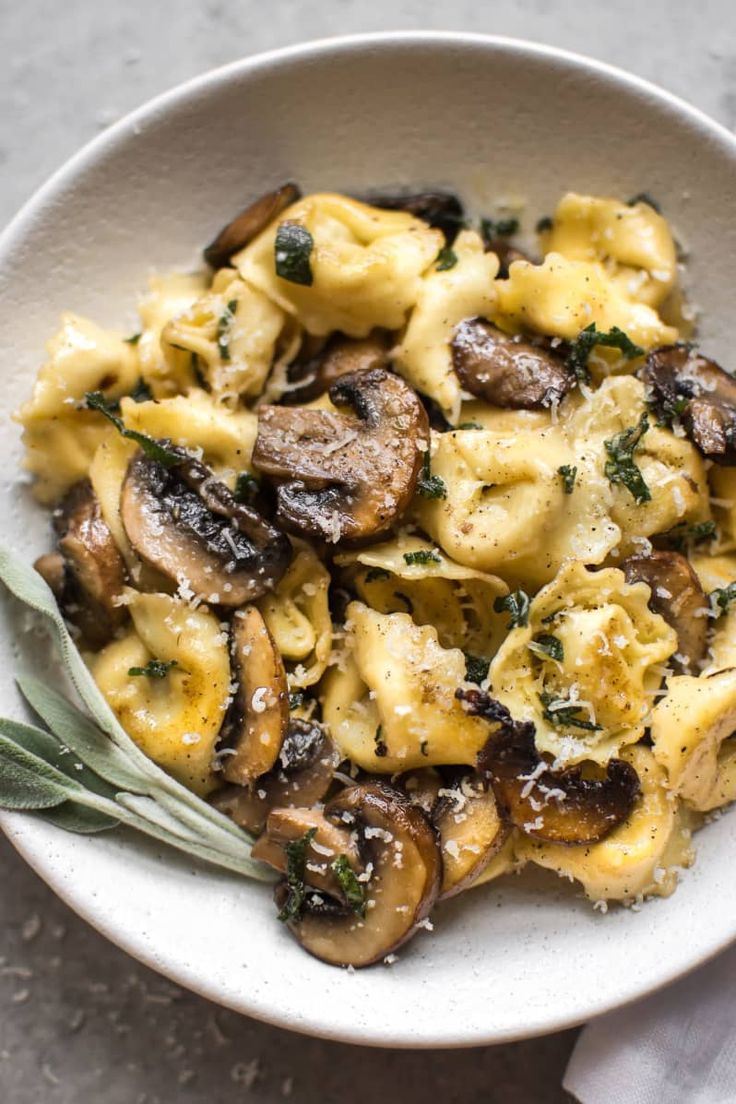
(235, 192), (442, 336)
(88, 591), (230, 794)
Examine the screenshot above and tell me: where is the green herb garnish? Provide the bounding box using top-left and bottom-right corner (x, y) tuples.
(275, 222), (314, 286)
(456, 421), (483, 430)
(539, 691), (602, 731)
(124, 332), (142, 345)
(364, 567), (391, 583)
(85, 391), (182, 468)
(217, 299), (238, 362)
(435, 245), (458, 271)
(0, 549), (272, 880)
(661, 519), (717, 552)
(416, 451), (447, 500)
(128, 659), (178, 679)
(627, 192), (661, 213)
(277, 827), (317, 923)
(234, 472), (259, 502)
(288, 692), (304, 711)
(331, 855), (366, 917)
(493, 590), (530, 629)
(464, 653), (490, 685)
(480, 216), (520, 245)
(374, 725), (388, 758)
(710, 583), (736, 618)
(536, 216), (553, 233)
(527, 635), (564, 663)
(403, 550), (441, 566)
(558, 464), (577, 495)
(566, 323), (644, 385)
(604, 412), (652, 504)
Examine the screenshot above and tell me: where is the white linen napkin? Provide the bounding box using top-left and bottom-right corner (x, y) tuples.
(563, 943), (736, 1103)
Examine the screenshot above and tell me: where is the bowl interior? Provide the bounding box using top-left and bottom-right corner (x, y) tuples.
(2, 33), (736, 1047)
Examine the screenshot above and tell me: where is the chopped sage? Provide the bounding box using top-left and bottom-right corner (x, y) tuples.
(277, 827), (317, 922)
(275, 221), (314, 286)
(331, 854), (366, 917)
(128, 659), (178, 679)
(539, 691), (602, 731)
(558, 464), (577, 495)
(464, 653), (490, 685)
(403, 550), (441, 566)
(493, 590), (530, 629)
(566, 323), (644, 385)
(217, 299), (238, 362)
(604, 412), (651, 504)
(435, 245), (458, 271)
(528, 634), (564, 663)
(85, 391), (182, 468)
(416, 451), (447, 500)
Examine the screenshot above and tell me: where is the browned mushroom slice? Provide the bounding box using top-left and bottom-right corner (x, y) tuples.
(203, 182), (301, 269)
(261, 782), (441, 967)
(284, 331), (391, 404)
(213, 717), (339, 834)
(34, 480), (127, 648)
(622, 551), (708, 675)
(482, 239), (533, 279)
(432, 774), (508, 898)
(452, 318), (574, 409)
(253, 368), (429, 543)
(252, 805), (364, 904)
(640, 344), (736, 464)
(217, 606), (289, 786)
(458, 688), (640, 845)
(365, 190), (464, 242)
(121, 450), (291, 605)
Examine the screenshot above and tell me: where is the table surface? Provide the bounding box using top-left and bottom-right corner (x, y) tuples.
(1, 2), (734, 1101)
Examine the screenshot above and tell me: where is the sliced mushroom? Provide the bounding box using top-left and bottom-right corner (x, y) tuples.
(252, 806), (364, 903)
(432, 774), (508, 898)
(203, 182), (301, 269)
(622, 551), (708, 675)
(259, 781), (441, 967)
(121, 450), (291, 605)
(252, 368), (429, 543)
(451, 318), (574, 409)
(457, 688), (641, 845)
(365, 190), (464, 243)
(213, 717), (339, 834)
(218, 606), (289, 786)
(284, 331), (391, 404)
(640, 344), (736, 464)
(34, 480), (127, 648)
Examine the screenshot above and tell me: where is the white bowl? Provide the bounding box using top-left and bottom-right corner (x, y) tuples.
(2, 31), (736, 1048)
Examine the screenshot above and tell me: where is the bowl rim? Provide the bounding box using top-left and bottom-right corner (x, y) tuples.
(3, 29), (736, 1048)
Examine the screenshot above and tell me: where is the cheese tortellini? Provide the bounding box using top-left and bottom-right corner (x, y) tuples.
(490, 562), (677, 764)
(21, 182), (734, 955)
(321, 603), (489, 772)
(88, 592), (230, 794)
(236, 193), (442, 336)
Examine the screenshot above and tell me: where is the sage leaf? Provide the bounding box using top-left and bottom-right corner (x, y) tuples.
(0, 734), (77, 810)
(38, 802), (119, 834)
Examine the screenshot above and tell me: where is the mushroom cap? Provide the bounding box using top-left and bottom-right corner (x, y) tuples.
(458, 688), (641, 845)
(213, 717), (339, 835)
(203, 182), (301, 269)
(36, 479), (127, 648)
(273, 781), (441, 967)
(622, 550), (708, 675)
(284, 331), (390, 404)
(220, 606), (289, 786)
(252, 368), (429, 543)
(640, 344), (736, 464)
(451, 318), (574, 409)
(120, 450), (292, 605)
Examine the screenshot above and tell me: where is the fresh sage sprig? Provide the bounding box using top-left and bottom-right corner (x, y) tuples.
(0, 548), (273, 881)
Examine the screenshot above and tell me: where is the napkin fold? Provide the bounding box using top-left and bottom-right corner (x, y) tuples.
(564, 943), (736, 1104)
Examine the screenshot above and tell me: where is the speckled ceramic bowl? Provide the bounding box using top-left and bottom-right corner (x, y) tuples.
(2, 32), (736, 1047)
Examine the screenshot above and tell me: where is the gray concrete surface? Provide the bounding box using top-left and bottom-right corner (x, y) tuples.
(1, 2), (734, 1101)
